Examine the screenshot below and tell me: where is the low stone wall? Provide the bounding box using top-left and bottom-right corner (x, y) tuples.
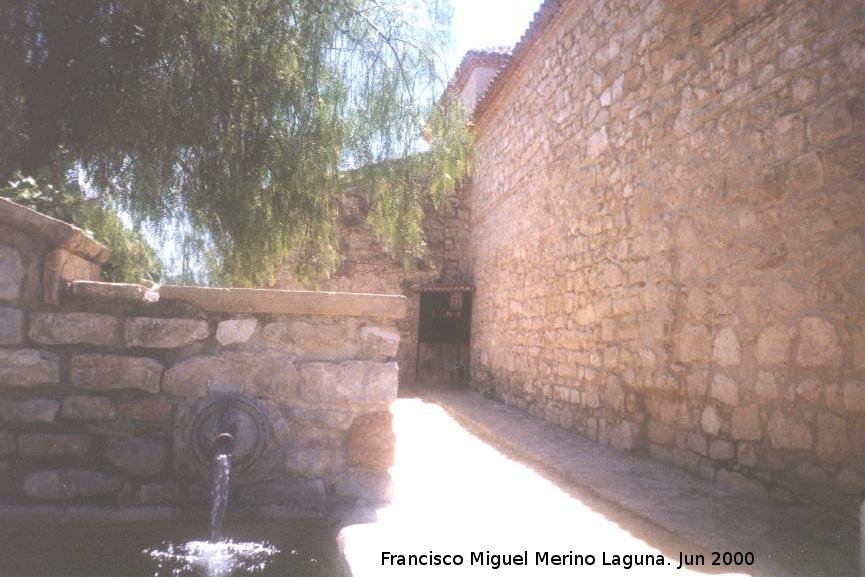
(0, 198), (404, 515)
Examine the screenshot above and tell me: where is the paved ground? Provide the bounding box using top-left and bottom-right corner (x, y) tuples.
(340, 392), (858, 577)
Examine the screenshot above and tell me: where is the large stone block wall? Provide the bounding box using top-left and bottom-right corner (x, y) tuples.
(275, 184), (472, 387)
(469, 0), (865, 508)
(0, 200), (404, 514)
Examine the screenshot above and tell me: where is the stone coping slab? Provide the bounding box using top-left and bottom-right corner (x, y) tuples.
(70, 281), (407, 319)
(426, 389), (858, 577)
(0, 197), (110, 263)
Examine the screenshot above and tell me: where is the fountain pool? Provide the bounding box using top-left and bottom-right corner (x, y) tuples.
(0, 518), (345, 577)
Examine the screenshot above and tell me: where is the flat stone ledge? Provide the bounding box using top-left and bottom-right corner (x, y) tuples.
(0, 197), (109, 263)
(69, 281), (407, 319)
(69, 280), (159, 303)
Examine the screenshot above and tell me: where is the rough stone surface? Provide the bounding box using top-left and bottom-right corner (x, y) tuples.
(768, 412), (812, 450)
(120, 398), (172, 422)
(24, 469), (122, 500)
(842, 381), (865, 412)
(215, 318), (257, 346)
(124, 317), (209, 348)
(335, 469), (392, 502)
(70, 354), (162, 393)
(795, 317), (842, 368)
(29, 312), (119, 346)
(298, 361), (398, 405)
(16, 433), (90, 457)
(0, 245), (23, 302)
(104, 438), (167, 477)
(0, 306), (24, 345)
(346, 411), (394, 471)
(710, 374), (739, 406)
(137, 482), (180, 505)
(815, 412), (848, 464)
(0, 348), (60, 387)
(457, 0), (865, 506)
(713, 328), (741, 367)
(0, 399), (60, 423)
(700, 406), (722, 436)
(359, 326), (400, 359)
(755, 325), (793, 366)
(163, 351), (301, 401)
(60, 396), (116, 421)
(731, 407), (762, 441)
(262, 320), (361, 359)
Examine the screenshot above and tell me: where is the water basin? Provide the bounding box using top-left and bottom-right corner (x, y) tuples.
(0, 518), (344, 577)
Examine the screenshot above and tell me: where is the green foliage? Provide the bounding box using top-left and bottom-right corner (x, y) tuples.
(2, 172), (162, 285)
(0, 0), (473, 286)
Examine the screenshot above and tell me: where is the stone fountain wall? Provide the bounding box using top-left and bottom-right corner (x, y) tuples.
(0, 198), (402, 515)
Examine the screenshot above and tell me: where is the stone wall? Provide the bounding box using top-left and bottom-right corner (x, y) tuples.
(275, 183), (472, 387)
(0, 198), (404, 514)
(468, 0), (865, 508)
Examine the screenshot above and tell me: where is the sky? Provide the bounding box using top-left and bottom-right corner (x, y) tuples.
(445, 0), (543, 72)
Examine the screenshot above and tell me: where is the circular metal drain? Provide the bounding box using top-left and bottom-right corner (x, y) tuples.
(189, 395), (271, 474)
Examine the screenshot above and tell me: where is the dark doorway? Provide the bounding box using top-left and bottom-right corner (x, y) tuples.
(416, 288), (473, 388)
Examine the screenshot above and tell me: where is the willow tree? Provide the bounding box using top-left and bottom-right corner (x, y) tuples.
(0, 0), (472, 285)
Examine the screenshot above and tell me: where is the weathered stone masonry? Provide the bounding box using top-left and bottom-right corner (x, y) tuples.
(467, 0), (865, 508)
(0, 197), (402, 513)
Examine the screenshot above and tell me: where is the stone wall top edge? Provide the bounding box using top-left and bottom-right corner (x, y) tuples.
(0, 197), (110, 264)
(70, 281), (408, 319)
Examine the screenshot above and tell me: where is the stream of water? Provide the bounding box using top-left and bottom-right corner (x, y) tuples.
(210, 453), (232, 542)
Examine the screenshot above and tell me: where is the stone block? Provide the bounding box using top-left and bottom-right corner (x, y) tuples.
(105, 437), (167, 477)
(29, 312), (119, 345)
(285, 447), (337, 477)
(796, 317), (841, 368)
(842, 381), (865, 412)
(359, 326), (400, 359)
(137, 482), (181, 505)
(808, 99), (852, 143)
(768, 411), (812, 450)
(236, 479), (325, 505)
(676, 324), (711, 363)
(24, 469), (122, 500)
(43, 249), (99, 305)
(815, 412), (848, 464)
(737, 442), (758, 467)
(163, 351), (300, 401)
(0, 245), (23, 302)
(710, 374), (738, 406)
(712, 328), (741, 367)
(0, 348), (60, 387)
(61, 396), (116, 421)
(347, 411), (394, 471)
(120, 398), (173, 421)
(298, 361), (398, 405)
(16, 433), (90, 457)
(0, 306), (24, 345)
(215, 318), (257, 346)
(709, 439), (735, 461)
(125, 317), (209, 348)
(262, 320), (361, 359)
(701, 406), (722, 436)
(0, 398), (59, 423)
(755, 325), (793, 366)
(731, 407), (762, 441)
(71, 354), (162, 393)
(335, 469), (392, 502)
(285, 405), (356, 430)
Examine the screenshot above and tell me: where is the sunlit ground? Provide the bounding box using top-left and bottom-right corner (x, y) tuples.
(340, 398), (752, 576)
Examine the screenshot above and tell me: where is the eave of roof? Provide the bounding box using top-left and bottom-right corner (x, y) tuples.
(470, 0), (570, 124)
